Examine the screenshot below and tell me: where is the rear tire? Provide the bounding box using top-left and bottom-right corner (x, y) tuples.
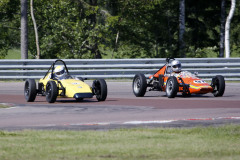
(24, 79), (37, 102)
(212, 75), (225, 97)
(132, 74), (147, 97)
(93, 79), (107, 101)
(166, 76), (179, 98)
(46, 81), (58, 103)
(75, 98), (84, 102)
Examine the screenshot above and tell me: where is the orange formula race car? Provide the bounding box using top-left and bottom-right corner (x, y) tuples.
(132, 58), (225, 98)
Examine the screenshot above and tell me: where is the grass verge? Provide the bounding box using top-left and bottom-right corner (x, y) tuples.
(5, 49), (21, 59)
(0, 104), (11, 108)
(0, 125), (240, 160)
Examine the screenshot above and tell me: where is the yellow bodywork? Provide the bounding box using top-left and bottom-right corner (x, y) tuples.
(39, 73), (93, 98)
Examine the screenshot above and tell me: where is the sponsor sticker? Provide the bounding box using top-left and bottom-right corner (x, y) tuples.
(194, 80), (206, 84)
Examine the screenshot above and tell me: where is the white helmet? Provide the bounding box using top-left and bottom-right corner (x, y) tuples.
(54, 65), (66, 78)
(171, 60), (181, 73)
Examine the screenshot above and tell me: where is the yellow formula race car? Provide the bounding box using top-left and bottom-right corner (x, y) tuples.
(24, 59), (107, 103)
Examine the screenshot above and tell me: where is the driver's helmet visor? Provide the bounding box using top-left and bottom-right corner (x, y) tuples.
(56, 70), (65, 75)
(172, 63), (181, 69)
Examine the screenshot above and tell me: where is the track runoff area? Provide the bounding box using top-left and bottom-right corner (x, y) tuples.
(0, 81), (240, 130)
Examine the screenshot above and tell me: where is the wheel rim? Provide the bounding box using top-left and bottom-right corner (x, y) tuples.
(25, 81), (30, 97)
(216, 80), (219, 92)
(94, 81), (101, 98)
(213, 79), (219, 93)
(133, 77), (141, 94)
(166, 79), (173, 94)
(96, 88), (100, 98)
(46, 84), (52, 97)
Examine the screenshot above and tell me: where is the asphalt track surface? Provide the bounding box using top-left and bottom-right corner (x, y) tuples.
(0, 81), (240, 130)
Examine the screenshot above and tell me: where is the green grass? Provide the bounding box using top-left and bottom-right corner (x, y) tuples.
(0, 125), (240, 160)
(0, 105), (9, 108)
(4, 48), (240, 59)
(5, 49), (21, 59)
(0, 104), (11, 108)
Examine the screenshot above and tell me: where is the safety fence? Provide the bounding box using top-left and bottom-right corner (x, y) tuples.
(0, 58), (239, 81)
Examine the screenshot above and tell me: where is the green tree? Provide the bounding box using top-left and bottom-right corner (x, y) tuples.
(1, 0), (240, 59)
(27, 0), (112, 59)
(0, 0), (20, 58)
(106, 0), (179, 58)
(185, 0), (222, 57)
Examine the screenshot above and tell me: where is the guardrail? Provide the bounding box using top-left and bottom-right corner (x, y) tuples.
(0, 58), (240, 81)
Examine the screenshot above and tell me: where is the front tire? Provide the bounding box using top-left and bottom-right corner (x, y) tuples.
(212, 75), (225, 97)
(132, 74), (147, 97)
(24, 79), (37, 102)
(46, 81), (58, 103)
(92, 79), (107, 101)
(166, 76), (179, 98)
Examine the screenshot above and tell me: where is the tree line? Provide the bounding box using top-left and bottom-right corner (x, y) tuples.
(0, 0), (239, 59)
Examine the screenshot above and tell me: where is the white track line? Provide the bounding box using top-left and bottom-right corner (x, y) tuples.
(33, 116), (240, 127)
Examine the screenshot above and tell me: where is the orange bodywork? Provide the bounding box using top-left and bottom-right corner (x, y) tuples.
(173, 74), (213, 94)
(149, 66), (167, 79)
(149, 64), (213, 94)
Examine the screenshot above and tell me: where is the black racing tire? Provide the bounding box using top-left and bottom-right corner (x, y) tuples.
(24, 79), (37, 102)
(166, 76), (179, 98)
(212, 75), (225, 97)
(75, 98), (84, 102)
(92, 79), (107, 101)
(132, 73), (147, 97)
(46, 81), (58, 103)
